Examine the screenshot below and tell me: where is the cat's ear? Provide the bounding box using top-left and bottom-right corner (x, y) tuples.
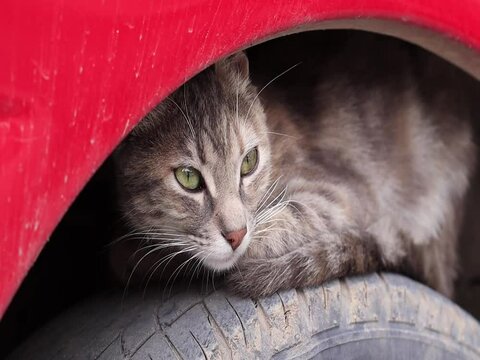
(215, 51), (250, 80)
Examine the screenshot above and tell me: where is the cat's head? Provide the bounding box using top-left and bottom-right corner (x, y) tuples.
(116, 52), (272, 271)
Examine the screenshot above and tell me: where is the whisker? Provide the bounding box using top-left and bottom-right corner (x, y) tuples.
(245, 62), (302, 120)
(120, 237), (190, 250)
(261, 131), (299, 140)
(259, 184), (288, 213)
(199, 250), (218, 293)
(234, 263), (245, 281)
(108, 224), (187, 247)
(165, 251), (205, 298)
(133, 242), (195, 260)
(184, 255), (202, 288)
(211, 268), (217, 292)
(255, 188), (289, 224)
(126, 239), (195, 298)
(255, 177), (282, 215)
(183, 84), (192, 135)
(204, 266), (209, 294)
(166, 97), (196, 138)
(122, 244), (166, 302)
(107, 226), (152, 247)
(143, 245), (198, 298)
(254, 227), (286, 235)
(135, 232), (187, 237)
(257, 201), (288, 221)
(286, 200), (306, 222)
(256, 218), (290, 225)
(236, 85), (239, 124)
(190, 255), (206, 288)
(157, 246), (198, 281)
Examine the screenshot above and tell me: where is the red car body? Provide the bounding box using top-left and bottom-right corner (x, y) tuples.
(1, 0), (480, 318)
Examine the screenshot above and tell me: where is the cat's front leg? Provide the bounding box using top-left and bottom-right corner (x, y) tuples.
(228, 230), (383, 298)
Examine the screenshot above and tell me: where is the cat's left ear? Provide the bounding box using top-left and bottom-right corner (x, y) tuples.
(215, 51), (250, 80)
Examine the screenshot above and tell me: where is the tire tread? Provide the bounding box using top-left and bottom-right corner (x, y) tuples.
(8, 273), (480, 360)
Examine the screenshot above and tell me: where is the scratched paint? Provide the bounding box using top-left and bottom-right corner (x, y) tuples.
(1, 0), (480, 319)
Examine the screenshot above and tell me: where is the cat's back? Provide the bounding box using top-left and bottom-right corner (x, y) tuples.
(252, 32), (478, 246)
(253, 32), (477, 179)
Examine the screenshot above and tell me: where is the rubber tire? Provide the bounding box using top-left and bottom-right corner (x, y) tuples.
(8, 273), (480, 359)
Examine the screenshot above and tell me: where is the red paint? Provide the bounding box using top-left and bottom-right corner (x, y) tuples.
(1, 0), (480, 318)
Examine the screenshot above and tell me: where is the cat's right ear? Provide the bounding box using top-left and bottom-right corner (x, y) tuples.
(215, 51), (250, 81)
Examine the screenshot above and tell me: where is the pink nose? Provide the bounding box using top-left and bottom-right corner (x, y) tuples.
(223, 228), (247, 250)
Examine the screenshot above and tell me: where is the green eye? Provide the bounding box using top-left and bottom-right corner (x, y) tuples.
(174, 167), (203, 191)
(241, 148), (258, 176)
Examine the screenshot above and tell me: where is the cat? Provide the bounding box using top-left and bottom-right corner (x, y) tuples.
(112, 32), (477, 298)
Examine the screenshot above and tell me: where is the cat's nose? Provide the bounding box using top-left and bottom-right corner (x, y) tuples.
(223, 228), (247, 250)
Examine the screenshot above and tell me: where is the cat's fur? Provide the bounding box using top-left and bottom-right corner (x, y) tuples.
(113, 33), (477, 298)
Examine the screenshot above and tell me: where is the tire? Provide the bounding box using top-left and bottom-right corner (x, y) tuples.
(8, 273), (480, 359)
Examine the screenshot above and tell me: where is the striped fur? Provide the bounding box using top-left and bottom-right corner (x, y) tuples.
(114, 35), (477, 298)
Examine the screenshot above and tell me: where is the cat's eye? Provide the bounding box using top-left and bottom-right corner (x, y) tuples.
(174, 167), (203, 191)
(240, 148), (258, 176)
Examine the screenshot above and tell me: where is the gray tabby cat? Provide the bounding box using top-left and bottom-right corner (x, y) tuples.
(114, 34), (477, 298)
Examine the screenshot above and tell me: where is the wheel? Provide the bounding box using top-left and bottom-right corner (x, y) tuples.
(8, 273), (480, 359)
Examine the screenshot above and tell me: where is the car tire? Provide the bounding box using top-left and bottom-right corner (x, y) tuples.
(8, 273), (480, 359)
